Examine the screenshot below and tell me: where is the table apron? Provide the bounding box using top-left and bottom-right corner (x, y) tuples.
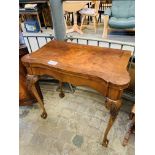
(29, 66), (110, 96)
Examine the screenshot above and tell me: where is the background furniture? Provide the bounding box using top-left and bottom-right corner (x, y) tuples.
(20, 8), (43, 32)
(80, 0), (100, 33)
(63, 1), (90, 34)
(40, 2), (53, 28)
(22, 40), (131, 147)
(102, 0), (135, 38)
(19, 0), (53, 30)
(98, 0), (112, 22)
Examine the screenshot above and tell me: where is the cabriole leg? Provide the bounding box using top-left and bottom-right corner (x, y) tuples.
(102, 98), (122, 147)
(27, 75), (47, 119)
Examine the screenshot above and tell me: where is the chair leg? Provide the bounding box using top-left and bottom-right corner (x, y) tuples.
(102, 15), (109, 39)
(103, 27), (108, 39)
(64, 16), (68, 32)
(93, 16), (97, 33)
(95, 16), (98, 26)
(80, 15), (86, 31)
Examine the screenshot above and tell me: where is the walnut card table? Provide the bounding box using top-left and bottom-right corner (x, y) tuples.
(22, 40), (131, 147)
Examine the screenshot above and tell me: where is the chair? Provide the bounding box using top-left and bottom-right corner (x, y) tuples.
(102, 0), (135, 38)
(98, 0), (112, 23)
(79, 0), (100, 33)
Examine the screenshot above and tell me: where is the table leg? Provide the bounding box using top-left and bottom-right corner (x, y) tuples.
(19, 17), (23, 32)
(42, 10), (47, 29)
(102, 98), (122, 147)
(66, 12), (83, 34)
(36, 13), (42, 33)
(59, 81), (65, 98)
(27, 75), (47, 119)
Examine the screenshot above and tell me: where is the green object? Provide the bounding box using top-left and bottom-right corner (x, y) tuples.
(105, 0), (135, 29)
(72, 135), (84, 148)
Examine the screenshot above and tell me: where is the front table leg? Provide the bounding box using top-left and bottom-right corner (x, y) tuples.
(27, 75), (47, 119)
(102, 98), (122, 147)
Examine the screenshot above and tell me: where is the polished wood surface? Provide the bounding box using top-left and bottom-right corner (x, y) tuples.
(63, 1), (90, 13)
(22, 40), (130, 87)
(22, 40), (131, 147)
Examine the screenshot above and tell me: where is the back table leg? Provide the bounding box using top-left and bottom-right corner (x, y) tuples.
(27, 75), (47, 119)
(59, 81), (65, 98)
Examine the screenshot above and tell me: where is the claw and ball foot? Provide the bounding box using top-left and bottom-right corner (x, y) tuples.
(102, 139), (109, 147)
(59, 92), (65, 98)
(27, 75), (48, 119)
(41, 111), (47, 119)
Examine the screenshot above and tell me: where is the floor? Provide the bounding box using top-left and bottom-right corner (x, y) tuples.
(20, 82), (135, 155)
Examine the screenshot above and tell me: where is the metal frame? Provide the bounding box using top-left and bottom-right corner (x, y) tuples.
(23, 35), (54, 52)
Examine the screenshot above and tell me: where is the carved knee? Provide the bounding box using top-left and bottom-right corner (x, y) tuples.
(105, 98), (122, 118)
(26, 75), (39, 91)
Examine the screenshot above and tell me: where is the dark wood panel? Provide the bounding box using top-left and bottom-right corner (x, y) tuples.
(19, 45), (37, 106)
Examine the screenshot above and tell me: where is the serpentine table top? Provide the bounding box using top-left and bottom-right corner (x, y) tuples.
(22, 40), (131, 147)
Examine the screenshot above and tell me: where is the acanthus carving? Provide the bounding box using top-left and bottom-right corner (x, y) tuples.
(26, 75), (39, 91)
(105, 98), (122, 119)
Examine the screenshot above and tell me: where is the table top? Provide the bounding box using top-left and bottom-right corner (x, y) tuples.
(22, 40), (131, 86)
(63, 1), (90, 12)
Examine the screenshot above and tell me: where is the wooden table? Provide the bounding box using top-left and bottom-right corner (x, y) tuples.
(63, 1), (90, 34)
(22, 40), (131, 147)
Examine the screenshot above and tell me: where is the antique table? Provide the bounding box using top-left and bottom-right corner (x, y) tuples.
(22, 40), (131, 147)
(63, 1), (90, 34)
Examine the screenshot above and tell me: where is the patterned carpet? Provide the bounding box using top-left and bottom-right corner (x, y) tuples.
(19, 82), (135, 155)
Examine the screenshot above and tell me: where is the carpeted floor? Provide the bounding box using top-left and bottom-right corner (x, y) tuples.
(19, 82), (135, 155)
